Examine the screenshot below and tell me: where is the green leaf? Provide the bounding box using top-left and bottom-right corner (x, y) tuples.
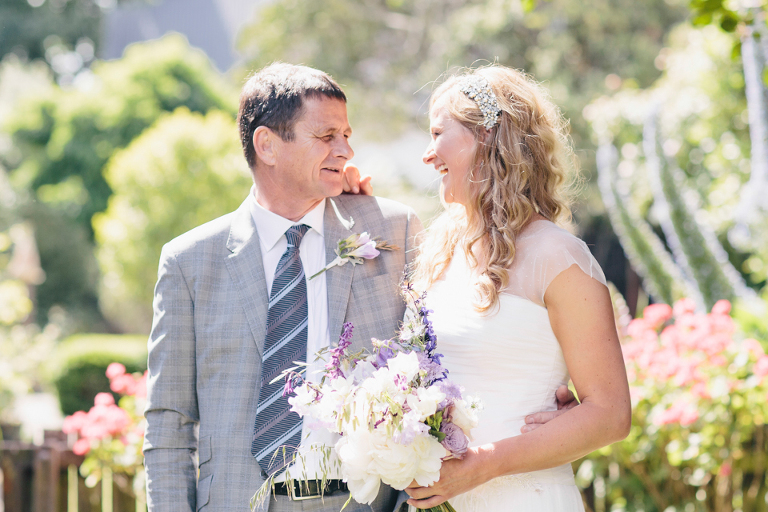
(719, 13), (739, 32)
(521, 0), (538, 12)
(692, 13), (713, 27)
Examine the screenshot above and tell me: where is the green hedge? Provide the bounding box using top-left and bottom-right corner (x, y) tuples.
(51, 334), (147, 416)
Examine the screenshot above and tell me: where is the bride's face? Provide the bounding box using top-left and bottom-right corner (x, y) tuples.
(422, 95), (477, 206)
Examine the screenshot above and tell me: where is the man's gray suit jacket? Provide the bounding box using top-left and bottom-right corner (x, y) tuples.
(143, 194), (423, 511)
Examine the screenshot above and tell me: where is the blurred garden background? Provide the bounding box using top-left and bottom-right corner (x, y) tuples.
(0, 0), (767, 510)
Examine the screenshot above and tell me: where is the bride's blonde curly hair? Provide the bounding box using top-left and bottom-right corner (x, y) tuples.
(412, 65), (578, 313)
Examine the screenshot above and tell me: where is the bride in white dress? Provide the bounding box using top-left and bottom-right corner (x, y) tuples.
(403, 66), (631, 511)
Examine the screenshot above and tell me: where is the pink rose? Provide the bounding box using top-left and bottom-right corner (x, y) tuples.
(110, 374), (137, 395)
(655, 401), (698, 426)
(62, 410), (88, 434)
(80, 419), (109, 440)
(106, 362), (126, 380)
(627, 319), (653, 340)
(643, 304), (673, 329)
(94, 392), (115, 406)
(72, 438), (91, 455)
(134, 372), (148, 398)
(679, 407), (699, 426)
(754, 356), (768, 378)
(673, 298), (696, 317)
(743, 338), (765, 358)
(711, 299), (731, 316)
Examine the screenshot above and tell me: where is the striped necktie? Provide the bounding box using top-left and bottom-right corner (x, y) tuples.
(251, 224), (311, 476)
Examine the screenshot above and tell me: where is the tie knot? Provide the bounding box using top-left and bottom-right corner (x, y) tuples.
(285, 224), (310, 249)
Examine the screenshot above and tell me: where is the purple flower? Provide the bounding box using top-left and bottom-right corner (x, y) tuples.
(373, 345), (396, 369)
(282, 373), (301, 397)
(416, 351), (448, 384)
(440, 422), (469, 458)
(438, 380), (462, 409)
(349, 241), (380, 259)
(326, 322), (354, 379)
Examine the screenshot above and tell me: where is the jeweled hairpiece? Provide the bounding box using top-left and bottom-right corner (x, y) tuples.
(458, 75), (501, 129)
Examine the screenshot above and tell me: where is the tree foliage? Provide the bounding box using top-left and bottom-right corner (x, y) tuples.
(239, 0), (687, 153)
(93, 108), (251, 333)
(3, 34), (238, 236)
(588, 25), (767, 308)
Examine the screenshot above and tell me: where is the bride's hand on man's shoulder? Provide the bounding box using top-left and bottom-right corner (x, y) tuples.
(341, 162), (373, 195)
(520, 384), (579, 434)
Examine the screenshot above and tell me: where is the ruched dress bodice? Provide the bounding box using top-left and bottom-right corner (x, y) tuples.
(426, 221), (602, 511)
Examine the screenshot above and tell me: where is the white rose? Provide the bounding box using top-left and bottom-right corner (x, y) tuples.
(447, 398), (480, 437)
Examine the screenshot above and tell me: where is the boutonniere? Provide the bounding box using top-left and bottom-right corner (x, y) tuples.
(309, 232), (398, 280)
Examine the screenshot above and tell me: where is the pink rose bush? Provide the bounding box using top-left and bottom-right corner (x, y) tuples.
(579, 298), (768, 511)
(63, 363), (147, 488)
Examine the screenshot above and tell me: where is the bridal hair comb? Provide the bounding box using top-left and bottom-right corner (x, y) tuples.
(458, 75), (501, 129)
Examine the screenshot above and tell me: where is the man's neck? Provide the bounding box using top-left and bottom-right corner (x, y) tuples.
(253, 189), (322, 222)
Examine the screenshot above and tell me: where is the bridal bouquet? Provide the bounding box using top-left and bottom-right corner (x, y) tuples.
(253, 283), (481, 512)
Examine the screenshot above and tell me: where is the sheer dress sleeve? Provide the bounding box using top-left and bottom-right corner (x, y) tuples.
(503, 221), (606, 308)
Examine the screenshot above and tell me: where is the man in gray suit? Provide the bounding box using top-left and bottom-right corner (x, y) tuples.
(143, 63), (422, 511)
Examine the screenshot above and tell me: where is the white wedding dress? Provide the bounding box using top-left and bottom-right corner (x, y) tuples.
(427, 220), (606, 511)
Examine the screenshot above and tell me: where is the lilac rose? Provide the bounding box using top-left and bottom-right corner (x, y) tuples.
(440, 421), (469, 458)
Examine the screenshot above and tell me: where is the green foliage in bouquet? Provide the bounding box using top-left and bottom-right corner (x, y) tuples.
(50, 333), (147, 416)
(577, 298), (768, 512)
(92, 108), (251, 333)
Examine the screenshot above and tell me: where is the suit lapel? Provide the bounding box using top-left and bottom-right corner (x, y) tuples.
(324, 198), (355, 342)
(225, 198), (269, 359)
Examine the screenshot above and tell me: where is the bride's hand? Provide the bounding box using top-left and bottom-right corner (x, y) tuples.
(404, 448), (492, 508)
(341, 162), (373, 195)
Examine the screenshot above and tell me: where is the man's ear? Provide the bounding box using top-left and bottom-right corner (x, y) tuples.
(253, 126), (279, 167)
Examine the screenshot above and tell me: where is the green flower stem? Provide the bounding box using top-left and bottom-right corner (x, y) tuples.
(418, 501), (458, 512)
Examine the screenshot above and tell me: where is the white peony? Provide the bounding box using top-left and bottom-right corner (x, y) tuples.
(371, 432), (446, 489)
(335, 429), (382, 504)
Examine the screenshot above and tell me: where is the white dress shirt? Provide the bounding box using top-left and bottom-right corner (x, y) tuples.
(248, 188), (341, 480)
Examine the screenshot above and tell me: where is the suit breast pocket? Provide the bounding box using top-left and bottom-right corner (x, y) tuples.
(349, 273), (403, 340)
(351, 273), (398, 305)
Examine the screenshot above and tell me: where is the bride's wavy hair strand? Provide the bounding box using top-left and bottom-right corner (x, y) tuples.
(412, 65), (578, 313)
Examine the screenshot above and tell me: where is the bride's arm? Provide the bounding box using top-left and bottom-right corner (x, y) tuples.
(405, 264), (631, 508)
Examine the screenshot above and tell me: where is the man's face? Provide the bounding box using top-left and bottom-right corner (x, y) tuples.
(271, 97), (354, 210)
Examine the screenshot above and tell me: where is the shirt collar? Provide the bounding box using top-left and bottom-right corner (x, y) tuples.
(248, 186), (325, 252)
